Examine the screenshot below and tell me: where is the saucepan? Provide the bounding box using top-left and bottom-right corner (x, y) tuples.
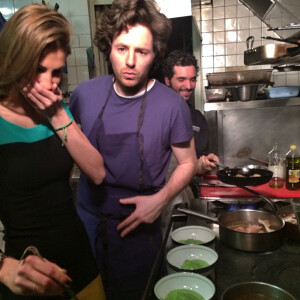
(177, 207), (285, 252)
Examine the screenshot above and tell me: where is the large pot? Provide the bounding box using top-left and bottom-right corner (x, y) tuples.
(177, 208), (285, 252)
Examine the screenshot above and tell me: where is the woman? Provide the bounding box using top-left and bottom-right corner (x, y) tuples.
(0, 4), (106, 299)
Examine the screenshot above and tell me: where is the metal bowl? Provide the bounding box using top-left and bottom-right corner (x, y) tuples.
(205, 86), (228, 101)
(229, 84), (262, 101)
(221, 281), (296, 300)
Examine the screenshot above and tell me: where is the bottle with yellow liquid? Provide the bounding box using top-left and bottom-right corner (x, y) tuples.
(286, 145), (300, 190)
(267, 143), (284, 188)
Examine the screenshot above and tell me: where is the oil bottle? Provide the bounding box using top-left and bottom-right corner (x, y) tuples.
(286, 145), (300, 190)
(267, 143), (284, 188)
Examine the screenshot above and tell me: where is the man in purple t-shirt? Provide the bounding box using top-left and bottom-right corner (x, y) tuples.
(69, 1), (196, 299)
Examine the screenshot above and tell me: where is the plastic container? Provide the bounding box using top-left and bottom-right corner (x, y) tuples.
(264, 86), (300, 99)
(267, 144), (284, 188)
(286, 145), (300, 190)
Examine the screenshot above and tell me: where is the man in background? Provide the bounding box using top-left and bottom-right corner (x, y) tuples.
(163, 49), (219, 174)
(161, 50), (219, 234)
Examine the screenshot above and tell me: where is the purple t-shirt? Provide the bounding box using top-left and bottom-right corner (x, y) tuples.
(70, 75), (193, 189)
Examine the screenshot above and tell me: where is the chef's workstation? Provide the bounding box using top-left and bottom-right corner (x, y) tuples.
(143, 162), (300, 300)
(142, 2), (300, 300)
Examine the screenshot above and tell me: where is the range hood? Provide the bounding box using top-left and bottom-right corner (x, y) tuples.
(239, 0), (300, 40)
(240, 0), (300, 66)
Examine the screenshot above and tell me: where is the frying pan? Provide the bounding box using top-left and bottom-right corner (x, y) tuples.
(217, 167), (273, 187)
(177, 207), (285, 252)
(213, 162), (275, 212)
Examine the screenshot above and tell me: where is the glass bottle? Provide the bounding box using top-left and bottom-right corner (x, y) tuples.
(286, 145), (300, 190)
(267, 144), (284, 188)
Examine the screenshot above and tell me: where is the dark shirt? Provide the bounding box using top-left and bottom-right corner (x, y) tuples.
(187, 102), (209, 158)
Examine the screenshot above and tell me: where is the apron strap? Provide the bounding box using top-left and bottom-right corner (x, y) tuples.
(136, 84), (148, 189)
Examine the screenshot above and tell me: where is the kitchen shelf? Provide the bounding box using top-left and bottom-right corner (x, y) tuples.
(204, 97), (300, 111)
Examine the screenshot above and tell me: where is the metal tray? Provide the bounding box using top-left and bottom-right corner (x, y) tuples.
(206, 69), (272, 86)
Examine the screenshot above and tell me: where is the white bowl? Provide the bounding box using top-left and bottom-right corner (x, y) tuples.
(154, 272), (215, 300)
(171, 225), (216, 246)
(166, 245), (218, 276)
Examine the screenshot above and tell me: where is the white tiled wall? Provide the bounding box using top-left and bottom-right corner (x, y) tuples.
(2, 0), (300, 98)
(0, 0), (92, 93)
(192, 0), (300, 102)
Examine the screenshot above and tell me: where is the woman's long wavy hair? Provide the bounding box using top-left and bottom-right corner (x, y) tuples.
(0, 4), (71, 99)
(94, 0), (172, 77)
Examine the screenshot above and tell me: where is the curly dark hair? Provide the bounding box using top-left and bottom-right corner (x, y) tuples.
(94, 0), (172, 77)
(162, 49), (199, 80)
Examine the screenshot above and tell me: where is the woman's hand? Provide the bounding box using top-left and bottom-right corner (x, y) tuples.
(23, 81), (63, 119)
(0, 256), (71, 296)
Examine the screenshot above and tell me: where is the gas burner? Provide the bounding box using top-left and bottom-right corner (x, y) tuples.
(253, 254), (300, 299)
(205, 198), (291, 218)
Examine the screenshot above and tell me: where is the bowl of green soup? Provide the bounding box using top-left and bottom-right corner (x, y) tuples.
(171, 225), (216, 246)
(166, 245), (218, 276)
(154, 272), (215, 300)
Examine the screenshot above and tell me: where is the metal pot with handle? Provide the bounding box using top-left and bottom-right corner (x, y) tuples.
(177, 207), (285, 252)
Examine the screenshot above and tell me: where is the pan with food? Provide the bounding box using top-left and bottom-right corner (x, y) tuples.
(216, 165), (273, 187)
(177, 207), (285, 252)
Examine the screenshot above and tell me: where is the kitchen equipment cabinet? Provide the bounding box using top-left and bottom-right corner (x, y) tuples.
(204, 97), (300, 168)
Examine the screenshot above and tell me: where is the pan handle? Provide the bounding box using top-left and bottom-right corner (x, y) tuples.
(177, 208), (219, 223)
(238, 185), (277, 213)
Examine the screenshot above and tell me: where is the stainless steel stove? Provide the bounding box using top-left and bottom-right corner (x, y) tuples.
(142, 197), (300, 300)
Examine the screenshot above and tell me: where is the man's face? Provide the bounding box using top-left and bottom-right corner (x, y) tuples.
(164, 65), (197, 101)
(110, 24), (155, 96)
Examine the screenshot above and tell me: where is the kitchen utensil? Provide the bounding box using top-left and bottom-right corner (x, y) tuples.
(20, 246), (80, 300)
(166, 245), (218, 276)
(212, 161), (229, 169)
(216, 167), (273, 187)
(262, 35), (300, 46)
(177, 208), (285, 252)
(248, 156), (268, 166)
(154, 272), (215, 300)
(246, 36), (254, 51)
(206, 69), (272, 86)
(263, 86), (300, 99)
(273, 65), (300, 72)
(268, 23), (300, 31)
(171, 225), (216, 246)
(205, 86), (228, 101)
(221, 281), (297, 300)
(244, 42), (298, 65)
(229, 84), (262, 101)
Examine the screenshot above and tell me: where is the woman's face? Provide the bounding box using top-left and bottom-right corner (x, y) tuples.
(35, 49), (66, 90)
